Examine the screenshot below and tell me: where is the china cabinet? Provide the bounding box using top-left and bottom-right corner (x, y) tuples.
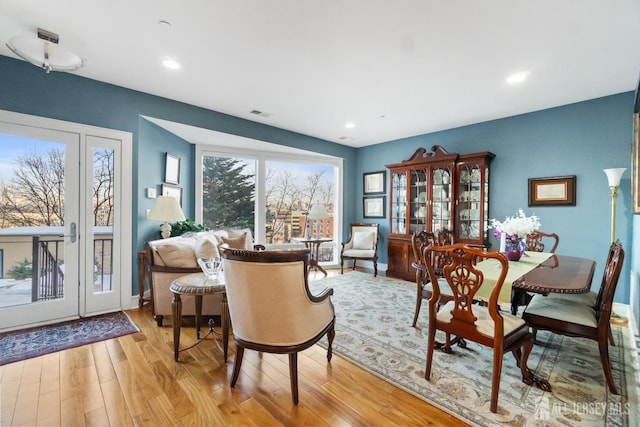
(385, 146), (495, 281)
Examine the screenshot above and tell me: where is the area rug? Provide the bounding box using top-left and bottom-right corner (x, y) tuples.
(310, 271), (639, 427)
(0, 311), (139, 365)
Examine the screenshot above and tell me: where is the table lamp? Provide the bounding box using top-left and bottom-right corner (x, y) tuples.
(148, 195), (185, 239)
(307, 204), (328, 238)
(603, 168), (626, 243)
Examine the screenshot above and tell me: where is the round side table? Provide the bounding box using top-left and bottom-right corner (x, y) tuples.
(170, 272), (229, 362)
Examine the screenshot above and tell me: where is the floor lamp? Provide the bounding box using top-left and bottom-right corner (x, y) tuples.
(603, 168), (626, 243)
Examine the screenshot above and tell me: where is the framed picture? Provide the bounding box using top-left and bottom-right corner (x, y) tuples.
(528, 176), (576, 206)
(161, 184), (183, 207)
(363, 171), (386, 194)
(363, 196), (386, 218)
(165, 153), (180, 184)
(633, 81), (640, 214)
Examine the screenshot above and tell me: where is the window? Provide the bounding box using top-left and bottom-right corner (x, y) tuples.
(196, 144), (342, 264)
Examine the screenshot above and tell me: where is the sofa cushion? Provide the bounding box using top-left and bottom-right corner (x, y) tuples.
(154, 240), (198, 267)
(221, 233), (248, 249)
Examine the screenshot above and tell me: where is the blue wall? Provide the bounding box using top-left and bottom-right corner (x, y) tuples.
(357, 92), (635, 304)
(0, 55), (635, 305)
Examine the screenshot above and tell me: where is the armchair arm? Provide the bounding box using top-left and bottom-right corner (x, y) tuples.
(309, 287), (334, 303)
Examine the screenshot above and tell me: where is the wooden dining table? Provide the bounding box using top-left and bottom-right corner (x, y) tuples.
(475, 252), (596, 314)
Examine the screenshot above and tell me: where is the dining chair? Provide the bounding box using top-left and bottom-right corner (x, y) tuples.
(510, 230), (561, 314)
(424, 243), (545, 413)
(522, 240), (624, 394)
(410, 230), (454, 325)
(221, 247), (336, 404)
(340, 223), (380, 276)
(525, 230), (559, 253)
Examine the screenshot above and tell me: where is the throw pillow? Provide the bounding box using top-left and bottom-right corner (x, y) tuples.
(220, 233), (248, 249)
(154, 241), (198, 267)
(195, 236), (219, 259)
(352, 231), (375, 250)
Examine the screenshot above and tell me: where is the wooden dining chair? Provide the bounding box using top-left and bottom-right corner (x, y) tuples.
(424, 243), (547, 413)
(522, 240), (624, 394)
(525, 230), (559, 253)
(221, 247), (336, 404)
(510, 230), (561, 314)
(410, 229), (455, 327)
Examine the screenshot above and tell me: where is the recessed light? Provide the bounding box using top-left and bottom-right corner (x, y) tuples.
(506, 71), (529, 84)
(162, 58), (180, 70)
(344, 122), (355, 129)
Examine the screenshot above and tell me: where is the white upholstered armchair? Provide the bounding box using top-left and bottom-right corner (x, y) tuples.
(340, 223), (380, 276)
(221, 247), (336, 405)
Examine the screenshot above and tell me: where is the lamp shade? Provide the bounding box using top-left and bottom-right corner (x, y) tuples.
(147, 196), (185, 222)
(307, 204), (328, 219)
(603, 168), (626, 187)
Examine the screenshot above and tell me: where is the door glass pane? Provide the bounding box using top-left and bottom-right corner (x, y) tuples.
(0, 136), (66, 308)
(92, 147), (114, 293)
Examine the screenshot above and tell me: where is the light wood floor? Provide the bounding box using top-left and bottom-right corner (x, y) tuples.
(1, 270), (469, 427)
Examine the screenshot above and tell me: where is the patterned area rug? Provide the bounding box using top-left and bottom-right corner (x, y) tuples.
(0, 311), (139, 365)
(310, 271), (639, 427)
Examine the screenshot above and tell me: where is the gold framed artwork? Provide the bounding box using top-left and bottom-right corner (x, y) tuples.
(528, 176), (576, 206)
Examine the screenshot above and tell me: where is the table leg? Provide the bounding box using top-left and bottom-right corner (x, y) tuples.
(172, 292), (182, 362)
(221, 293), (230, 362)
(310, 242), (328, 277)
(195, 295), (203, 339)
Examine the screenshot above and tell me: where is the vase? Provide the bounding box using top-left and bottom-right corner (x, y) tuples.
(505, 238), (526, 261)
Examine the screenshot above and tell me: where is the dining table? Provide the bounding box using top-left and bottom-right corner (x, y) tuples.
(474, 252), (596, 314)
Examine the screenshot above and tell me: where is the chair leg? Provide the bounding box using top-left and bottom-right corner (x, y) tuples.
(352, 260), (357, 271)
(424, 324), (436, 380)
(598, 336), (619, 394)
(490, 347), (503, 413)
(373, 259), (377, 277)
(412, 291), (423, 328)
(326, 325), (335, 362)
(340, 257), (344, 274)
(289, 353), (299, 405)
(230, 346), (245, 387)
(608, 326), (615, 346)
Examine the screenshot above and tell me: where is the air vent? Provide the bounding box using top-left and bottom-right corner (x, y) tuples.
(250, 109), (272, 118)
(339, 136), (355, 141)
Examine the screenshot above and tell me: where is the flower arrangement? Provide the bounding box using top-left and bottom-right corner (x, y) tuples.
(489, 209), (541, 241)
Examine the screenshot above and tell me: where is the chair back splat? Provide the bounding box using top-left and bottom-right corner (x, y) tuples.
(423, 243), (549, 413)
(221, 247), (335, 404)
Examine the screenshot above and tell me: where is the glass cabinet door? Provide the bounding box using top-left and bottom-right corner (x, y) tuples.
(430, 166), (453, 232)
(390, 171), (407, 234)
(457, 162), (483, 240)
(409, 168), (427, 234)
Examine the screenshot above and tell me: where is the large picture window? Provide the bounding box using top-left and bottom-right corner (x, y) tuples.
(196, 145), (341, 265)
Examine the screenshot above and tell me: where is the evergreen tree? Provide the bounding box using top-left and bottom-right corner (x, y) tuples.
(202, 156), (255, 231)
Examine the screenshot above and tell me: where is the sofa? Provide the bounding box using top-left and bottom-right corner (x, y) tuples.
(143, 228), (256, 326)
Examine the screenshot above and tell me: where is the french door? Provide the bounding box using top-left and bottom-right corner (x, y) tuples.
(0, 111), (131, 331)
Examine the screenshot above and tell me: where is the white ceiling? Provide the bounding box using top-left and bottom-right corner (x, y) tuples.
(1, 1), (639, 148)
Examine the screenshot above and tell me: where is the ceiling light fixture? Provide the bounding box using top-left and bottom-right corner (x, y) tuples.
(162, 58), (181, 70)
(6, 28), (83, 74)
(506, 71), (529, 84)
(344, 122), (355, 129)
